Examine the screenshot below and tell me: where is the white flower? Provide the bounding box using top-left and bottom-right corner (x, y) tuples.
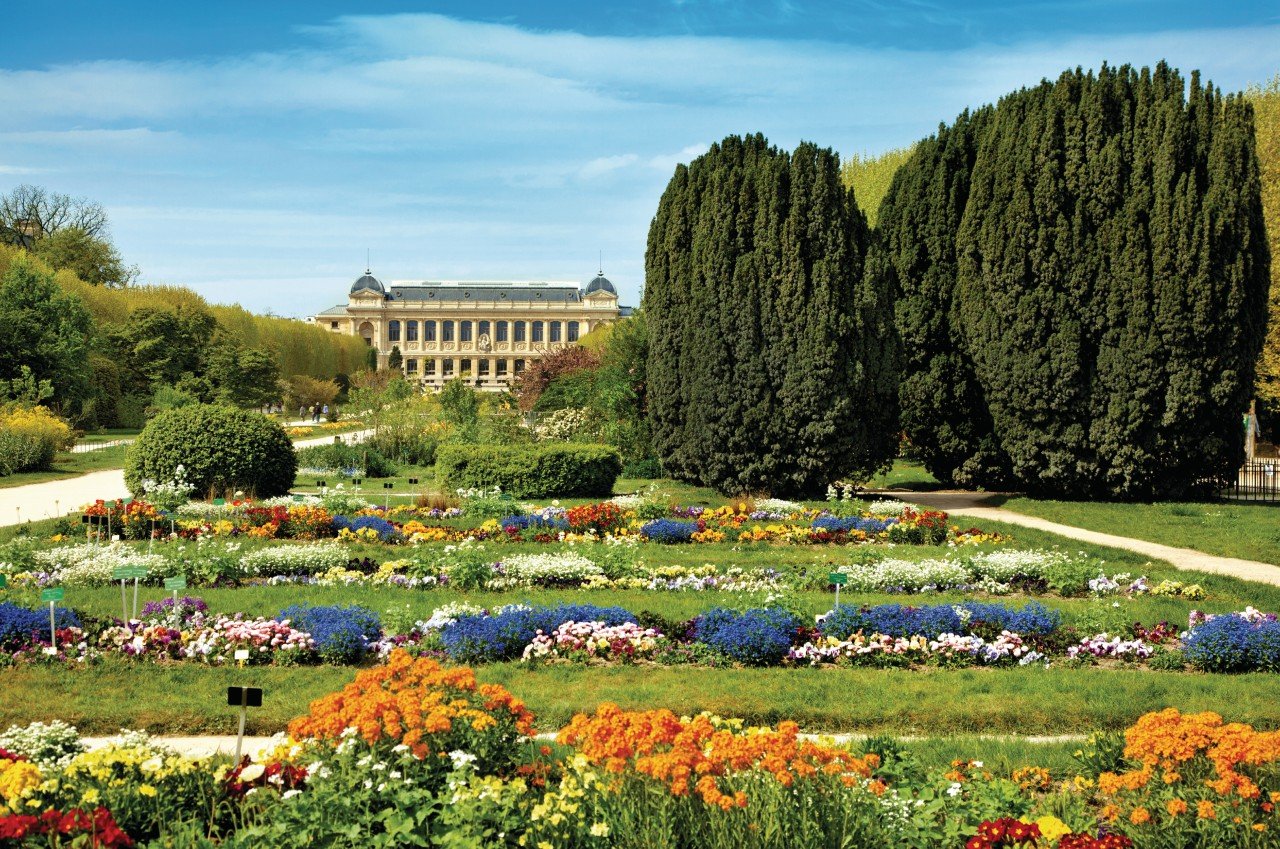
(282, 789), (302, 800)
(448, 750), (478, 770)
(238, 763), (265, 783)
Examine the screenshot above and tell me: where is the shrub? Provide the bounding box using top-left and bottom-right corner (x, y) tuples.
(694, 607), (802, 665)
(279, 604), (381, 664)
(436, 443), (622, 498)
(0, 406), (73, 474)
(440, 603), (635, 663)
(125, 405), (297, 498)
(295, 443), (396, 478)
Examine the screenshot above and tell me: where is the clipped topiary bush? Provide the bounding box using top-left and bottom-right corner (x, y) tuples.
(125, 404), (297, 499)
(436, 443), (622, 498)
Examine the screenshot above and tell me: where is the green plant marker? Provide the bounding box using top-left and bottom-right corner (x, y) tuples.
(112, 566), (148, 620)
(41, 587), (64, 650)
(828, 572), (848, 608)
(0, 574), (7, 590)
(165, 575), (187, 609)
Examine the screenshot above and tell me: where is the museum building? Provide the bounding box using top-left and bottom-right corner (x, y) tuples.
(315, 269), (627, 390)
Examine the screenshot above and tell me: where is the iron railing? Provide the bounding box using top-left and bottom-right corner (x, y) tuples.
(1221, 459), (1280, 503)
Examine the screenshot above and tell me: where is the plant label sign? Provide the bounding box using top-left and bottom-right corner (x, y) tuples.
(0, 574), (7, 589)
(40, 588), (64, 603)
(828, 572), (848, 585)
(112, 567), (149, 581)
(234, 649), (250, 662)
(164, 577), (188, 591)
(227, 686), (264, 762)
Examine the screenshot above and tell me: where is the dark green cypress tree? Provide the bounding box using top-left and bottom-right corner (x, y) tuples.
(884, 63), (1270, 498)
(645, 134), (898, 496)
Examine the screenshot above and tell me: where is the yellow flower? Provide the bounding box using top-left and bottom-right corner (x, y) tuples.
(1034, 816), (1072, 842)
(138, 784), (157, 797)
(590, 822), (610, 837)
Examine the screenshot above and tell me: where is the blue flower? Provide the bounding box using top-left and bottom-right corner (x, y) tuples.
(0, 602), (80, 649)
(331, 515), (400, 542)
(693, 608), (801, 666)
(280, 604), (381, 664)
(1184, 615), (1280, 672)
(811, 516), (896, 534)
(641, 519), (697, 543)
(441, 603), (636, 663)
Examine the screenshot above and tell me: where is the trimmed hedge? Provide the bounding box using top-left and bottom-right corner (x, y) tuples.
(125, 404), (297, 499)
(436, 443), (622, 498)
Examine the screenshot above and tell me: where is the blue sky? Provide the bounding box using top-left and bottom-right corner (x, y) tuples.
(1, 1), (1277, 316)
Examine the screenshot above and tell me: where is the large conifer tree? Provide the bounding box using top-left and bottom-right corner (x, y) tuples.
(645, 134), (898, 496)
(881, 63), (1270, 498)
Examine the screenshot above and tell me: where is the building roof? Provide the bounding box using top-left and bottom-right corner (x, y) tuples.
(619, 306), (635, 318)
(386, 281), (583, 302)
(350, 270), (385, 296)
(316, 305), (348, 316)
(584, 273), (617, 296)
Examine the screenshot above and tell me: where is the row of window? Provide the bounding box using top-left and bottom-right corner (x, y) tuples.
(404, 358), (527, 378)
(387, 319), (580, 344)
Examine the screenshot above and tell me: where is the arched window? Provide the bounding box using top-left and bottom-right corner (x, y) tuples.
(442, 321), (454, 342)
(514, 321), (526, 342)
(406, 359), (418, 373)
(532, 321), (544, 343)
(443, 358), (454, 376)
(425, 360), (436, 376)
(567, 321), (580, 342)
(550, 321), (562, 343)
(387, 320), (401, 342)
(460, 321), (473, 342)
(478, 320), (490, 338)
(406, 321), (418, 342)
(424, 321), (436, 342)
(496, 321), (508, 342)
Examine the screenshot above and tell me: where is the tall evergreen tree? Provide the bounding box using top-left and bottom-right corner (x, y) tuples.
(645, 134), (897, 496)
(883, 63), (1270, 498)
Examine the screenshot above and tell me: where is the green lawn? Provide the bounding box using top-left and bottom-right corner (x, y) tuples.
(0, 445), (131, 489)
(866, 459), (943, 492)
(995, 497), (1280, 566)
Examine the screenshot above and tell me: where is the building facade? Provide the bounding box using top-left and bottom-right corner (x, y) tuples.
(315, 270), (626, 390)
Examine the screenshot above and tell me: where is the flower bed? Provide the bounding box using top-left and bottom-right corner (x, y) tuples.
(1, 657), (1276, 847)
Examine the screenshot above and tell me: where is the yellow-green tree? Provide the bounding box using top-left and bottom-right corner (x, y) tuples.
(839, 146), (914, 227)
(1248, 75), (1280, 423)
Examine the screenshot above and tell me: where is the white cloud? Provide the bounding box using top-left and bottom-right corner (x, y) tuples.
(1, 14), (1277, 315)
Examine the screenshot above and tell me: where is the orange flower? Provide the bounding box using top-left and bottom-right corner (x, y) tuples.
(557, 704), (878, 808)
(1129, 807), (1151, 825)
(1166, 798), (1188, 817)
(1198, 800), (1217, 820)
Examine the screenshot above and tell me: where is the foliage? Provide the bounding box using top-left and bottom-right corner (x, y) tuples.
(295, 442), (396, 478)
(124, 404), (297, 498)
(839, 145), (915, 227)
(437, 443), (622, 498)
(1247, 75), (1280, 429)
(438, 377), (480, 443)
(1182, 611), (1280, 672)
(32, 225), (137, 288)
(512, 346), (601, 412)
(882, 63), (1270, 498)
(645, 134), (899, 496)
(0, 603), (80, 650)
(0, 255), (93, 419)
(0, 406), (73, 475)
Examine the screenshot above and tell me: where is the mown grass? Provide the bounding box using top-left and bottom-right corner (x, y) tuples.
(996, 497), (1280, 566)
(866, 459), (944, 492)
(0, 445), (131, 490)
(6, 660), (1279, 739)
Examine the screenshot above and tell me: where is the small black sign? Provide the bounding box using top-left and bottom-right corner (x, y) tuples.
(383, 482), (394, 489)
(408, 477), (419, 485)
(227, 686), (263, 708)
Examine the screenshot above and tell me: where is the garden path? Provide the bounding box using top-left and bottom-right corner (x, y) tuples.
(0, 430), (371, 528)
(888, 491), (1280, 585)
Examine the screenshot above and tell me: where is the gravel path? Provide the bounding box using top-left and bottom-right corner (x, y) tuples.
(886, 491), (1280, 586)
(0, 430), (371, 528)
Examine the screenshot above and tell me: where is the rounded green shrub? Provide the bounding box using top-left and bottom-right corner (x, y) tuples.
(436, 443), (622, 498)
(125, 404), (297, 499)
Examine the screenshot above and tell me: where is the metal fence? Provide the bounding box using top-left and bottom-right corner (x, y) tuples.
(68, 438), (134, 454)
(1220, 459), (1280, 503)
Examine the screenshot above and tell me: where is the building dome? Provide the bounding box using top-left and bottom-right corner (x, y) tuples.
(350, 269), (385, 296)
(584, 272), (617, 296)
